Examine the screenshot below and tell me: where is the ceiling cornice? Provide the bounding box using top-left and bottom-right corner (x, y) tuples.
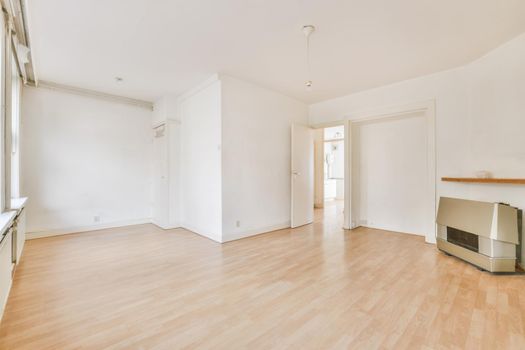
(33, 80), (154, 110)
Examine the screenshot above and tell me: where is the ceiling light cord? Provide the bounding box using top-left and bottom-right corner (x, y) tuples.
(306, 32), (310, 84)
(302, 25), (315, 91)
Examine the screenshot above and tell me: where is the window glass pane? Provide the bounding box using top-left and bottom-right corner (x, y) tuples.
(0, 14), (4, 211)
(11, 54), (20, 198)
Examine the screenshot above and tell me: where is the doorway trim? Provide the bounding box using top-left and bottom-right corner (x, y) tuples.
(311, 99), (436, 244)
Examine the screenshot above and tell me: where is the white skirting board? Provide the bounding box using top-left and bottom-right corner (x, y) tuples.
(182, 221), (291, 243)
(26, 220), (293, 244)
(354, 224), (426, 238)
(222, 221), (291, 243)
(150, 220), (181, 230)
(180, 223), (222, 243)
(25, 218), (153, 240)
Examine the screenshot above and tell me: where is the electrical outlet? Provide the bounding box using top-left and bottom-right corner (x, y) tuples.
(236, 220), (240, 228)
(94, 215), (101, 223)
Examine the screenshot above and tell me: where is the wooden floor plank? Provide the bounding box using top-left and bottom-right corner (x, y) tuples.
(0, 202), (524, 349)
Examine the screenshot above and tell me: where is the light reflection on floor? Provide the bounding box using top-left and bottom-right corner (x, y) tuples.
(314, 200), (345, 235)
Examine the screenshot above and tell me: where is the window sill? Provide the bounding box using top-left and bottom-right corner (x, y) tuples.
(0, 211), (16, 244)
(11, 197), (27, 211)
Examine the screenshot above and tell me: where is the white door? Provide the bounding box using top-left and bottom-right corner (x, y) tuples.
(291, 124), (314, 228)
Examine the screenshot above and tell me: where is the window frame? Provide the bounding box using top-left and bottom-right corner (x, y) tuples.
(0, 3), (25, 212)
(0, 9), (6, 212)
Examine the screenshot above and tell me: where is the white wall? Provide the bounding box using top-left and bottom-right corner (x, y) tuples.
(151, 124), (169, 228)
(220, 76), (308, 241)
(21, 87), (153, 234)
(151, 94), (182, 230)
(463, 34), (525, 201)
(167, 121), (182, 228)
(324, 126), (345, 201)
(152, 75), (307, 243)
(324, 126), (344, 140)
(335, 179), (344, 200)
(152, 95), (182, 229)
(325, 140), (344, 180)
(353, 113), (428, 235)
(179, 78), (222, 241)
(310, 33), (525, 234)
(152, 95), (179, 126)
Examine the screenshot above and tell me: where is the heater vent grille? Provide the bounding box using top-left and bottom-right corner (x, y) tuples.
(447, 227), (479, 253)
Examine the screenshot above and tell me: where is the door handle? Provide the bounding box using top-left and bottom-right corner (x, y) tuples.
(292, 171), (301, 176)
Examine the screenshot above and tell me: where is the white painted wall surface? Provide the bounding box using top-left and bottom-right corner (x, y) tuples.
(353, 113), (428, 235)
(324, 180), (336, 200)
(335, 179), (344, 200)
(151, 125), (169, 228)
(151, 120), (181, 230)
(463, 34), (525, 206)
(309, 33), (525, 234)
(167, 121), (182, 228)
(324, 126), (344, 140)
(179, 79), (222, 242)
(325, 140), (344, 180)
(152, 95), (182, 230)
(220, 76), (308, 241)
(152, 95), (179, 126)
(21, 87), (153, 234)
(324, 126), (345, 201)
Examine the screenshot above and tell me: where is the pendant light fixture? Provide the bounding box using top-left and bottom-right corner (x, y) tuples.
(302, 25), (315, 91)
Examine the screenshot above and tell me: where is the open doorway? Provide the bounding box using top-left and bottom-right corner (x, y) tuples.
(351, 112), (428, 236)
(313, 125), (345, 221)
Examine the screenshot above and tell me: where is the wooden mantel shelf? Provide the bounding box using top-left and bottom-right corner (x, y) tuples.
(442, 177), (525, 184)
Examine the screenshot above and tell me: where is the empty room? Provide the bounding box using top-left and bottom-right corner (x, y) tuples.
(1, 0), (525, 349)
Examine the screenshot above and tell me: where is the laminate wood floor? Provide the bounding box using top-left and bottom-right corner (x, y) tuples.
(1, 202), (524, 349)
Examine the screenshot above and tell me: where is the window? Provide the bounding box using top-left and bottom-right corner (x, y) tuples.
(0, 4), (26, 211)
(0, 11), (5, 211)
(10, 54), (20, 198)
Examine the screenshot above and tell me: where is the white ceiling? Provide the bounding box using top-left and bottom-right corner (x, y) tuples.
(27, 0), (525, 104)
